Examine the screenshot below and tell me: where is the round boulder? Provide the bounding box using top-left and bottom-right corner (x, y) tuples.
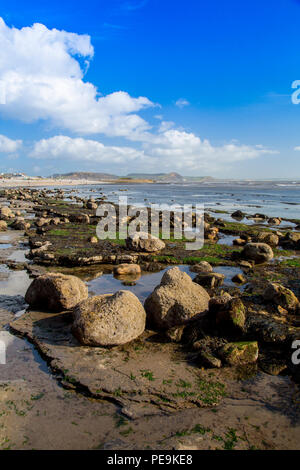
(144, 266), (210, 330)
(72, 290), (146, 346)
(241, 242), (273, 264)
(25, 273), (88, 312)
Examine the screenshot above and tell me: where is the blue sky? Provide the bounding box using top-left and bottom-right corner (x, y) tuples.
(0, 0), (300, 178)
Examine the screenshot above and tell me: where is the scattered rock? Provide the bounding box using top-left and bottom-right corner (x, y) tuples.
(268, 217), (281, 225)
(231, 210), (244, 219)
(25, 272), (88, 312)
(165, 325), (185, 343)
(232, 273), (246, 284)
(257, 232), (279, 246)
(0, 206), (14, 220)
(193, 272), (225, 288)
(241, 243), (274, 264)
(114, 264), (141, 276)
(263, 282), (299, 311)
(35, 217), (50, 227)
(210, 296), (246, 333)
(0, 220), (7, 231)
(126, 232), (165, 252)
(88, 236), (98, 244)
(72, 290), (146, 346)
(219, 341), (259, 366)
(189, 261), (213, 273)
(144, 267), (210, 330)
(233, 238), (246, 246)
(69, 213), (90, 224)
(198, 350), (222, 368)
(11, 217), (30, 231)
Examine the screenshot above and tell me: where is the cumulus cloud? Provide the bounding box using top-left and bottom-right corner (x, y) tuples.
(0, 134), (22, 153)
(29, 132), (277, 174)
(0, 18), (153, 138)
(175, 98), (190, 108)
(30, 135), (145, 164)
(141, 129), (278, 172)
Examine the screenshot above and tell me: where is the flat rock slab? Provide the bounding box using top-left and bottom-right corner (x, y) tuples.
(10, 309), (229, 415)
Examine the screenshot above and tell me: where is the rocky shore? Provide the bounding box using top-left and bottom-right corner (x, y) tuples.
(0, 186), (299, 450)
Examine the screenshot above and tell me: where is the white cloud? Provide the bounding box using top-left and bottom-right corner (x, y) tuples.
(142, 129), (278, 172)
(29, 132), (277, 175)
(294, 146), (300, 151)
(0, 18), (153, 138)
(175, 98), (190, 108)
(0, 134), (22, 153)
(30, 135), (145, 164)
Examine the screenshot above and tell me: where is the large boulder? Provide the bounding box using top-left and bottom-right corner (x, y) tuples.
(72, 290), (146, 346)
(241, 242), (273, 264)
(126, 232), (165, 252)
(25, 273), (88, 312)
(263, 282), (299, 311)
(144, 267), (210, 330)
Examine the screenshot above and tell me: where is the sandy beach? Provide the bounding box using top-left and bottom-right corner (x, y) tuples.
(0, 178), (109, 188)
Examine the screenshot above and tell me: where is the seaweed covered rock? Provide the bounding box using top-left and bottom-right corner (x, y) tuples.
(144, 267), (210, 330)
(209, 296), (246, 333)
(241, 242), (273, 264)
(72, 290), (146, 346)
(263, 282), (299, 311)
(25, 273), (88, 312)
(219, 341), (259, 366)
(126, 232), (165, 253)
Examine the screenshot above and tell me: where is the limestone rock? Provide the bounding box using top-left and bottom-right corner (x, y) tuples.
(72, 290), (146, 346)
(241, 243), (273, 264)
(114, 264), (141, 276)
(126, 232), (165, 252)
(25, 273), (88, 312)
(189, 261), (213, 273)
(144, 267), (210, 330)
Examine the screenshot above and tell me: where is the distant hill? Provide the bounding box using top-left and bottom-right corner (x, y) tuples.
(127, 172), (185, 182)
(52, 171), (212, 183)
(52, 172), (117, 181)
